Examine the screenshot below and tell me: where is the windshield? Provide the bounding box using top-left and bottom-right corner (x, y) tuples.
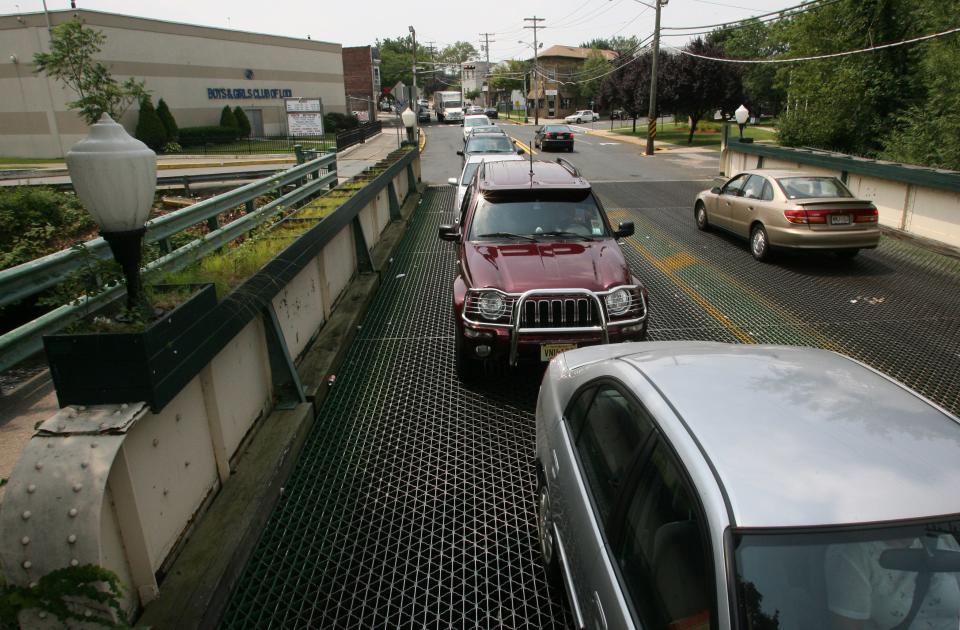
(465, 137), (515, 154)
(734, 518), (960, 630)
(468, 189), (608, 240)
(777, 176), (853, 199)
(544, 125), (571, 133)
(445, 101), (462, 109)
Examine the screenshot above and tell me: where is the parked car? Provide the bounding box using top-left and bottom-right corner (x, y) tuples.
(438, 160), (646, 379)
(535, 340), (960, 630)
(610, 109), (625, 120)
(694, 170), (880, 261)
(462, 114), (493, 140)
(417, 106), (431, 123)
(565, 110), (598, 124)
(484, 107), (499, 119)
(447, 153), (526, 213)
(466, 125), (505, 139)
(467, 105), (484, 115)
(535, 125), (575, 152)
(457, 132), (524, 164)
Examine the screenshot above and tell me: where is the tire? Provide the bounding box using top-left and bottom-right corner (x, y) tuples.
(836, 249), (860, 259)
(750, 224), (771, 262)
(537, 473), (562, 586)
(576, 118), (582, 124)
(567, 146), (573, 152)
(695, 201), (709, 231)
(455, 335), (481, 383)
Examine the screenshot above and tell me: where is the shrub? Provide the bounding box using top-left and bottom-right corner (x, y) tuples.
(134, 96), (167, 151)
(156, 98), (178, 141)
(162, 141), (183, 154)
(323, 112), (360, 134)
(234, 106), (251, 138)
(0, 187), (95, 270)
(178, 126), (239, 145)
(219, 105), (239, 130)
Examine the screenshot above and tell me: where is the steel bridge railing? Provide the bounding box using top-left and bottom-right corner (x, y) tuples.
(335, 121), (383, 152)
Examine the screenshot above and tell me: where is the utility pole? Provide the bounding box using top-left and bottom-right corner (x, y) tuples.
(523, 16), (545, 126)
(646, 0), (667, 156)
(480, 32), (495, 106)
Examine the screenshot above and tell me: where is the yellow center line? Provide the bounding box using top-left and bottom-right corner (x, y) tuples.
(418, 128), (426, 152)
(513, 138), (537, 156)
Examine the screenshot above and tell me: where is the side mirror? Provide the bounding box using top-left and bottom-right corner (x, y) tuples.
(456, 150), (464, 156)
(615, 221), (635, 238)
(460, 122), (464, 127)
(438, 224), (460, 242)
(517, 148), (525, 155)
(447, 177), (458, 186)
(711, 186), (722, 195)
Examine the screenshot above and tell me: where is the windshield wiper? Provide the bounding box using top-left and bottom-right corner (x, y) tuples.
(535, 230), (595, 241)
(477, 232), (537, 242)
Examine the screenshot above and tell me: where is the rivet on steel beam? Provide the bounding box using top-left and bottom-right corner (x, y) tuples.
(73, 483), (82, 493)
(26, 484), (36, 494)
(68, 508), (78, 518)
(68, 534), (77, 544)
(70, 559), (79, 567)
(21, 536), (30, 546)
(34, 462), (43, 470)
(22, 560), (31, 569)
(21, 511), (31, 520)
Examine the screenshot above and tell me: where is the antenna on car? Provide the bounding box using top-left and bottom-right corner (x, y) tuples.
(529, 134), (534, 176)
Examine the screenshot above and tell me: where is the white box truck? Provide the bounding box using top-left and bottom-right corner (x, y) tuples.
(434, 91), (464, 124)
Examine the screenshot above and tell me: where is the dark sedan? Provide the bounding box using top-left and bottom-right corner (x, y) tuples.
(535, 125), (574, 152)
(484, 107), (498, 119)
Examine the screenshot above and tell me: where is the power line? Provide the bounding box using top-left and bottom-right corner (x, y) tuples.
(664, 24), (960, 64)
(661, 0), (840, 31)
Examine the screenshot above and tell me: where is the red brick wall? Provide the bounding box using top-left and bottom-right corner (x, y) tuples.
(342, 46), (374, 107)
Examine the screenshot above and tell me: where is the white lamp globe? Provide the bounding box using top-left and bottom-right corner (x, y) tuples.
(401, 106), (417, 129)
(735, 104), (750, 126)
(65, 114), (157, 233)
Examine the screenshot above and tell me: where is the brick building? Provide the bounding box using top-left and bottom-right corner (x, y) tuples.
(342, 45), (381, 122)
(527, 45), (616, 118)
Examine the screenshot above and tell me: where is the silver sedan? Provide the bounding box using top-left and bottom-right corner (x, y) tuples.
(535, 341), (960, 630)
(694, 170), (881, 261)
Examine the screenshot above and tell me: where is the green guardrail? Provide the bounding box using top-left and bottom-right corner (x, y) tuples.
(0, 152), (338, 372)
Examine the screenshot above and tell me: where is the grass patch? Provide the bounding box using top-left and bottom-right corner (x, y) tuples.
(162, 237), (295, 298)
(612, 121), (778, 149)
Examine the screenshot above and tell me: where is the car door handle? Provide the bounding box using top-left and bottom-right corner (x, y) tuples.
(747, 206), (754, 211)
(592, 591), (608, 630)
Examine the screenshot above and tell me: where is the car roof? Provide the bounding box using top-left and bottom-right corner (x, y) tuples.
(478, 160), (590, 191)
(464, 114), (489, 120)
(464, 153), (525, 166)
(742, 169), (839, 179)
(580, 341), (960, 528)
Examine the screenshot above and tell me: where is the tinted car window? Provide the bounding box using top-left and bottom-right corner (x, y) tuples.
(777, 176), (853, 199)
(742, 175), (766, 200)
(576, 385), (653, 524)
(469, 190), (609, 240)
(543, 125), (572, 133)
(761, 180), (774, 201)
(721, 174), (749, 196)
(565, 386), (596, 438)
(617, 444), (713, 630)
(465, 136), (515, 154)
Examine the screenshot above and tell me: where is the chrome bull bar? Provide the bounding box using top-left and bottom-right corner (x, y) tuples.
(509, 288), (608, 365)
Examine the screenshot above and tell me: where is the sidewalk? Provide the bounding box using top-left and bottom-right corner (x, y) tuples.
(0, 130), (401, 504)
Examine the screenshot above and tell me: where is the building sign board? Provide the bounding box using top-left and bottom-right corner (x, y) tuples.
(286, 98), (322, 112)
(284, 97), (324, 136)
(207, 88), (293, 100)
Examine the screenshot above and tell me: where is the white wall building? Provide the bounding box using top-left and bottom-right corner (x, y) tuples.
(0, 9), (347, 157)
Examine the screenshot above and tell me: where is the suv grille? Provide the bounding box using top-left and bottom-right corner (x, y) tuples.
(521, 296), (599, 328)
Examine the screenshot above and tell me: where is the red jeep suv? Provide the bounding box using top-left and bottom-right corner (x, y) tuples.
(438, 159), (649, 379)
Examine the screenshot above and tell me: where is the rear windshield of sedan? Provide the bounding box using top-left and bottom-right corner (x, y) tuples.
(777, 176), (853, 199)
(543, 125), (572, 133)
(465, 136), (515, 153)
(468, 189), (609, 240)
(734, 518), (960, 629)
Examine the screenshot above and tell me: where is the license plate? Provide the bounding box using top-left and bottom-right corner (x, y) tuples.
(541, 343), (577, 362)
(829, 214), (851, 225)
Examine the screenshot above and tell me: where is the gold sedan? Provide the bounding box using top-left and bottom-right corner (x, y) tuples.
(694, 170), (880, 261)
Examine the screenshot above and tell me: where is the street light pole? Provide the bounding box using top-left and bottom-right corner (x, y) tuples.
(409, 26), (417, 108)
(524, 16), (545, 126)
(645, 0), (667, 156)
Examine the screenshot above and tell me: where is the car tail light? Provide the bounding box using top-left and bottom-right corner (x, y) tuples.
(785, 206), (878, 224)
(853, 207), (879, 223)
(545, 133), (555, 139)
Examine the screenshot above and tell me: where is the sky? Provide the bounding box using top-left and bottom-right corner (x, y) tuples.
(2, 0), (785, 61)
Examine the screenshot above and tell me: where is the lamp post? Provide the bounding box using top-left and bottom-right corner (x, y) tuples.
(408, 25), (417, 110)
(66, 114), (157, 319)
(735, 104), (751, 142)
(401, 106), (417, 145)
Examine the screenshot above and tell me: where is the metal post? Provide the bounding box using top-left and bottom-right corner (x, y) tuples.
(409, 26), (418, 112)
(522, 71), (529, 123)
(524, 17), (545, 126)
(646, 0), (664, 156)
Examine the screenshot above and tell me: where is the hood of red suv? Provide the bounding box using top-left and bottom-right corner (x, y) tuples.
(464, 239), (631, 293)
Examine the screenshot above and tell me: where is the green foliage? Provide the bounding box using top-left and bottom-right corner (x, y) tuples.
(579, 36), (641, 58)
(219, 105), (239, 131)
(37, 241), (123, 310)
(178, 126), (240, 145)
(33, 19), (147, 125)
(439, 41), (478, 66)
(713, 20), (787, 116)
(489, 60), (529, 93)
(0, 187), (95, 271)
(162, 141), (183, 154)
(465, 89), (481, 101)
(323, 112), (360, 133)
(134, 96), (167, 151)
(576, 50), (612, 103)
(0, 564), (131, 629)
(233, 107), (251, 137)
(156, 98), (178, 141)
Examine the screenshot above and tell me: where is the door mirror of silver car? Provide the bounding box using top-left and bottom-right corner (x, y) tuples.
(438, 224), (460, 242)
(711, 186), (722, 194)
(517, 148), (525, 155)
(615, 221), (635, 238)
(447, 177), (458, 186)
(456, 150), (464, 156)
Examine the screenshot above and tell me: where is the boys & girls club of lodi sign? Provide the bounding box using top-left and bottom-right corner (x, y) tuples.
(207, 87), (294, 100)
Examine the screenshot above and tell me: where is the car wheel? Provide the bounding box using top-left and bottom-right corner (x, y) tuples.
(750, 224), (771, 262)
(537, 473), (562, 585)
(568, 146), (574, 152)
(836, 248), (860, 259)
(576, 118), (582, 124)
(695, 201), (709, 231)
(455, 334), (481, 383)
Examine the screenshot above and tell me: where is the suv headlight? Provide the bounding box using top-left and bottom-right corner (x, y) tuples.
(605, 288), (631, 316)
(478, 292), (506, 320)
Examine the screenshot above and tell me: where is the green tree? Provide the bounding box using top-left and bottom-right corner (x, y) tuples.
(580, 36), (641, 58)
(134, 96), (167, 151)
(234, 106), (252, 137)
(33, 18), (147, 125)
(465, 88), (481, 101)
(156, 98), (178, 141)
(575, 49), (612, 106)
(219, 105), (239, 130)
(713, 20), (787, 116)
(439, 41), (478, 66)
(488, 60), (529, 92)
